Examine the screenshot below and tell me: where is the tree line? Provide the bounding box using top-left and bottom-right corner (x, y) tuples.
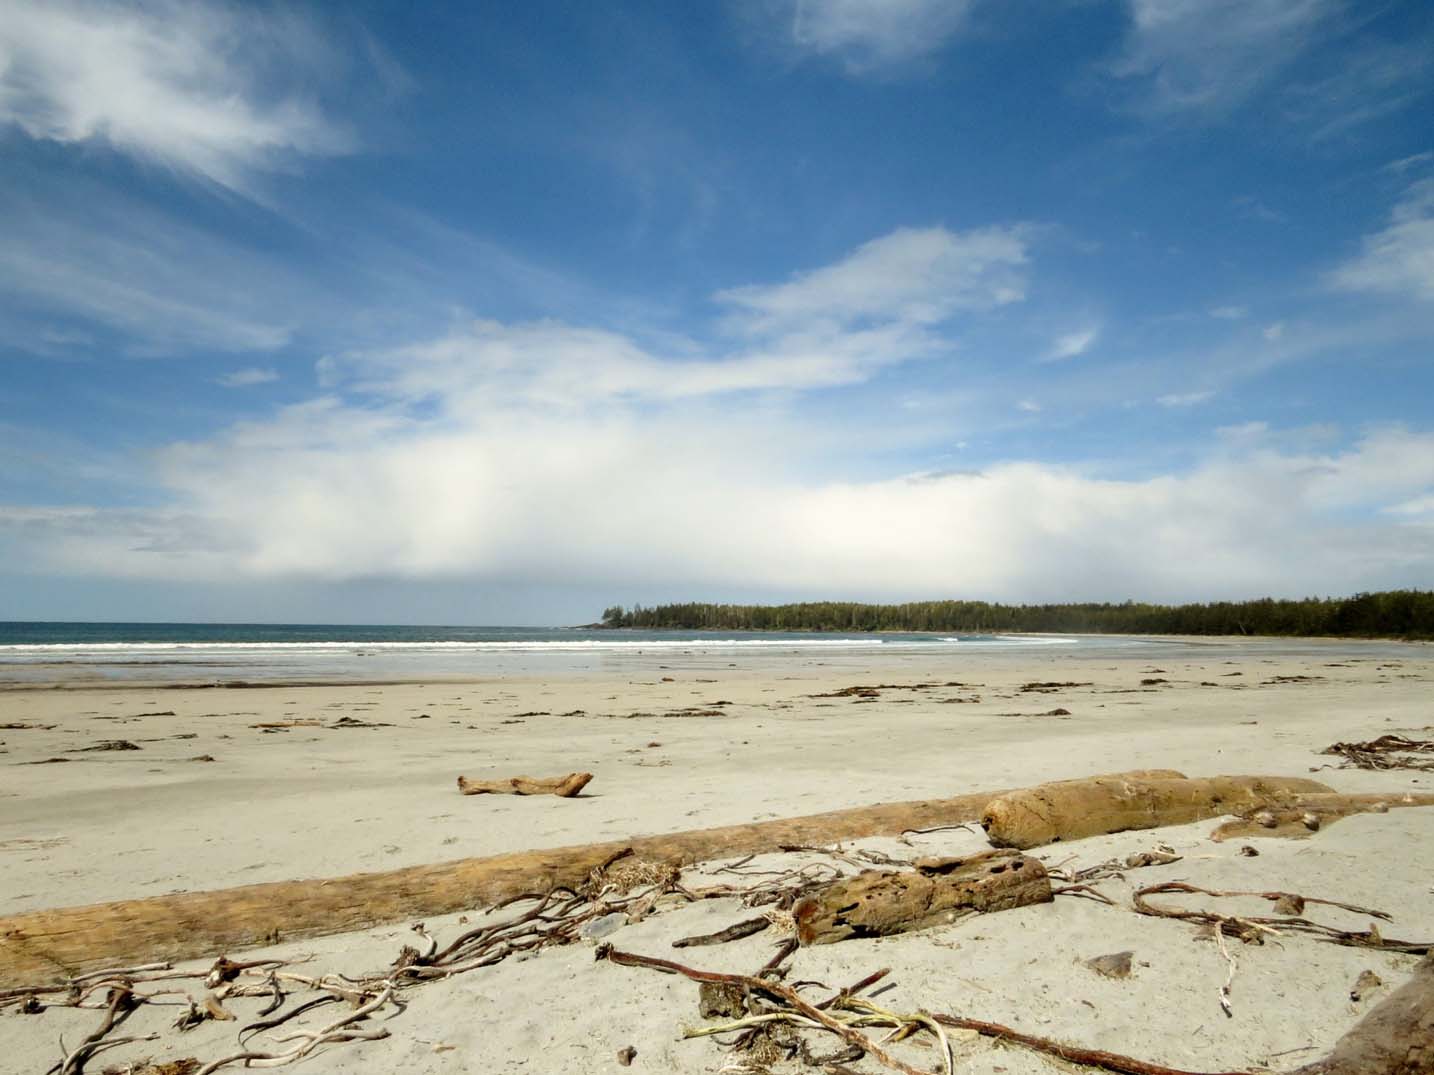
(598, 590), (1434, 639)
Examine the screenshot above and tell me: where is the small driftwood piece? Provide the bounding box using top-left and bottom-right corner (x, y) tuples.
(1289, 953), (1434, 1074)
(672, 916), (770, 948)
(457, 772), (592, 797)
(793, 849), (1051, 945)
(1133, 882), (1430, 953)
(982, 772), (1333, 849)
(1210, 792), (1434, 841)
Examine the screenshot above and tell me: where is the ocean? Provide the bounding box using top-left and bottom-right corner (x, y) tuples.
(0, 621), (1093, 684)
(0, 622), (1423, 684)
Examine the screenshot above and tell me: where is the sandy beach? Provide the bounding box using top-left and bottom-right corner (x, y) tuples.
(3, 637), (1432, 1073)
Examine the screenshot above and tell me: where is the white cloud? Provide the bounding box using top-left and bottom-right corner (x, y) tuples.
(1209, 305), (1248, 320)
(1385, 493), (1434, 519)
(1016, 399), (1042, 413)
(1111, 0), (1335, 114)
(1385, 151), (1434, 176)
(320, 226), (1031, 412)
(1045, 327), (1098, 361)
(780, 0), (974, 71)
(217, 367), (280, 388)
(1328, 180), (1434, 302)
(10, 421), (1434, 602)
(1156, 390), (1213, 407)
(0, 0), (351, 191)
(716, 226), (1029, 334)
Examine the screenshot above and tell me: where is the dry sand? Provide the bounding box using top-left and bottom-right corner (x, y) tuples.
(2, 639), (1432, 1073)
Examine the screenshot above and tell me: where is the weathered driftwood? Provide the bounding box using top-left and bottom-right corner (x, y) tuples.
(793, 849), (1051, 945)
(457, 772), (592, 797)
(1209, 792), (1434, 841)
(982, 772), (1333, 849)
(0, 782), (1019, 988)
(1289, 953), (1434, 1074)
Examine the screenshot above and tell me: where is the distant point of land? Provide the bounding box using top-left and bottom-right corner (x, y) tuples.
(596, 591), (1434, 640)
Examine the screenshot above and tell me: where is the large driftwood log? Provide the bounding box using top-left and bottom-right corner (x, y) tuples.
(1209, 791), (1434, 841)
(457, 772), (592, 797)
(793, 849), (1051, 945)
(1289, 953), (1434, 1074)
(0, 783), (1018, 988)
(982, 773), (1334, 849)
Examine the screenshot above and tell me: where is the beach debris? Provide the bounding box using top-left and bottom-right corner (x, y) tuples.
(249, 720), (321, 730)
(328, 715), (393, 729)
(0, 722), (56, 730)
(1126, 848), (1182, 868)
(1350, 969), (1384, 1003)
(809, 681), (969, 699)
(600, 944), (1254, 1075)
(1084, 950), (1134, 979)
(579, 912), (628, 940)
(981, 772), (1331, 849)
(1319, 733), (1434, 772)
(1133, 882), (1430, 953)
(1208, 791), (1434, 841)
(0, 782), (1005, 985)
(673, 915), (771, 948)
(1288, 953), (1434, 1074)
(1214, 922), (1238, 1017)
(105, 1058), (201, 1074)
(456, 772), (593, 797)
(1239, 845), (1259, 856)
(792, 850), (1051, 945)
(616, 1044), (637, 1066)
(68, 739), (142, 752)
(1020, 680), (1092, 692)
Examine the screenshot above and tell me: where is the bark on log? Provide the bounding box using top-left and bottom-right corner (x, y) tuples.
(457, 772), (593, 797)
(793, 849), (1051, 945)
(982, 774), (1334, 849)
(1208, 792), (1434, 841)
(1288, 953), (1434, 1074)
(0, 783), (1018, 988)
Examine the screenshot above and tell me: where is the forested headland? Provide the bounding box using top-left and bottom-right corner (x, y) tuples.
(597, 590), (1434, 639)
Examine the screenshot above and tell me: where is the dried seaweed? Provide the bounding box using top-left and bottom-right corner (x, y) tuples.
(1319, 734), (1434, 771)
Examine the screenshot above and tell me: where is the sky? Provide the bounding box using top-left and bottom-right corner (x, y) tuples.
(1, 0), (1432, 624)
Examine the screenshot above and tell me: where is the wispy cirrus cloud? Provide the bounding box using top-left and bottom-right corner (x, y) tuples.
(0, 182), (301, 354)
(328, 225), (1032, 410)
(1156, 390), (1213, 407)
(217, 367), (280, 388)
(1044, 327), (1099, 362)
(766, 0), (975, 73)
(1109, 0), (1335, 115)
(0, 0), (354, 192)
(1328, 180), (1434, 302)
(716, 226), (1029, 333)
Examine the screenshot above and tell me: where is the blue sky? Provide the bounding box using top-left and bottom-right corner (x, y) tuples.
(1, 0), (1432, 623)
